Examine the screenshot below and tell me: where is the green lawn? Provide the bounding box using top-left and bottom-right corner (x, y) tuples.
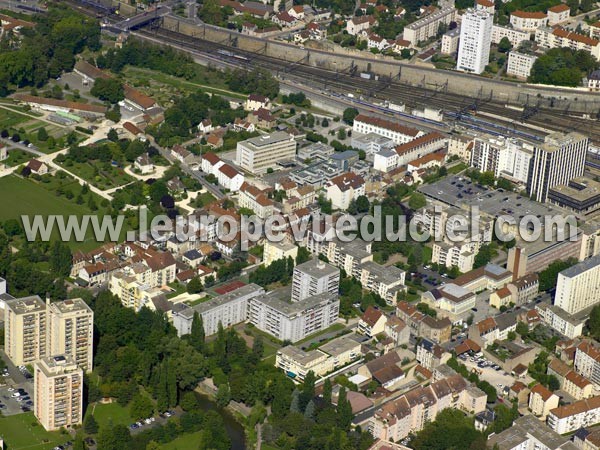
(2, 149), (30, 167)
(0, 108), (31, 130)
(295, 323), (346, 346)
(86, 402), (134, 431)
(56, 159), (134, 190)
(161, 431), (206, 450)
(0, 175), (125, 251)
(0, 412), (69, 450)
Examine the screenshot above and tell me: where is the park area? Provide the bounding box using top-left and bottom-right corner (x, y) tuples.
(0, 412), (70, 450)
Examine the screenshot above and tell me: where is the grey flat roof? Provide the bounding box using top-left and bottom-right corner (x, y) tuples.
(48, 298), (92, 315)
(487, 415), (570, 450)
(179, 283), (264, 318)
(360, 261), (405, 285)
(244, 131), (291, 147)
(295, 258), (340, 278)
(560, 253), (600, 278)
(253, 291), (338, 317)
(5, 295), (46, 314)
(319, 333), (362, 356)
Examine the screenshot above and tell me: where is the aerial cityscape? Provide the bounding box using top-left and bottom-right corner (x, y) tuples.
(0, 0), (600, 448)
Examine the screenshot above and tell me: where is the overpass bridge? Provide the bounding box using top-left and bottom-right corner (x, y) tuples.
(113, 5), (170, 31)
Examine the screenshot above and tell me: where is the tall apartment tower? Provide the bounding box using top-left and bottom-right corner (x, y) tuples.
(456, 9), (493, 74)
(4, 296), (47, 366)
(47, 298), (94, 373)
(527, 132), (588, 203)
(34, 354), (83, 431)
(554, 254), (600, 314)
(291, 258), (340, 302)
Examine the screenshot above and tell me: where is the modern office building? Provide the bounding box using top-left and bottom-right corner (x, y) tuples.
(291, 258), (340, 302)
(554, 254), (600, 314)
(456, 8), (493, 74)
(236, 131), (297, 174)
(34, 355), (83, 431)
(4, 296), (47, 366)
(172, 284), (265, 337)
(527, 132), (588, 203)
(248, 291), (340, 342)
(47, 299), (94, 373)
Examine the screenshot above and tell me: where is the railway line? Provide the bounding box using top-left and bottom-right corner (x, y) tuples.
(63, 0), (600, 143)
(142, 27), (600, 143)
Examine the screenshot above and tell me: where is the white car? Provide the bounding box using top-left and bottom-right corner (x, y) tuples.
(7, 387), (14, 392)
(145, 418), (152, 424)
(11, 392), (21, 398)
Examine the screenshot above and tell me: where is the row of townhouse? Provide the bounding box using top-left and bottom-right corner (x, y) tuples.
(368, 374), (486, 441)
(200, 151), (245, 192)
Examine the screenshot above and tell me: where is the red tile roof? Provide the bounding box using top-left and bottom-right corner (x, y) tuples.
(512, 10), (547, 19)
(548, 3), (570, 12)
(13, 94), (107, 113)
(355, 114), (420, 137)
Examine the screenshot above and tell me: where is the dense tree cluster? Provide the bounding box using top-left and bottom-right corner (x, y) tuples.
(249, 256), (295, 287)
(0, 6), (100, 94)
(538, 258), (578, 291)
(411, 409), (487, 449)
(225, 68), (280, 99)
(529, 48), (599, 87)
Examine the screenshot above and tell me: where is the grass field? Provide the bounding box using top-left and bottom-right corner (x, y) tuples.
(0, 175), (125, 251)
(2, 149), (30, 167)
(86, 402), (134, 431)
(0, 412), (69, 450)
(161, 431), (206, 450)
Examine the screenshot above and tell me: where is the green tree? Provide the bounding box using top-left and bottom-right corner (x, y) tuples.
(336, 386), (353, 430)
(97, 422), (132, 450)
(296, 246), (311, 265)
(498, 37), (512, 53)
(408, 192), (427, 210)
(342, 107), (359, 125)
(37, 127), (49, 142)
(474, 244), (496, 269)
(187, 276), (203, 294)
(588, 305), (600, 339)
(130, 393), (154, 420)
(84, 413), (99, 434)
(539, 258), (578, 291)
(49, 241), (72, 278)
(91, 78), (124, 103)
(107, 128), (119, 142)
(411, 409), (486, 450)
(73, 436), (86, 450)
(322, 377), (332, 406)
(216, 383), (231, 407)
(189, 311), (205, 352)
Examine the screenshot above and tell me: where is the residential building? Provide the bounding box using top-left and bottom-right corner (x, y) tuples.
(487, 415), (577, 450)
(547, 396), (600, 434)
(547, 3), (570, 25)
(384, 316), (410, 346)
(373, 149), (400, 173)
(358, 261), (406, 305)
(236, 132), (297, 174)
(527, 132), (588, 203)
(396, 132), (448, 167)
(529, 383), (560, 419)
(172, 284), (265, 337)
(134, 153), (154, 174)
(590, 70), (600, 91)
(441, 27), (460, 54)
(325, 172), (365, 210)
(555, 253), (600, 315)
(247, 291), (340, 342)
(563, 370), (593, 400)
(470, 135), (533, 184)
(475, 0), (494, 13)
(491, 25), (530, 46)
(456, 9), (493, 74)
(369, 374), (486, 441)
(453, 263), (512, 294)
(507, 273), (539, 305)
(238, 182), (274, 218)
(403, 7), (457, 46)
(352, 115), (423, 145)
(358, 351), (405, 388)
(510, 10), (548, 32)
(217, 163), (244, 192)
(263, 240), (298, 267)
(291, 258), (340, 302)
(275, 333), (362, 380)
(421, 283), (477, 316)
(431, 239), (480, 273)
(47, 299), (94, 373)
(535, 26), (600, 60)
(416, 338), (449, 370)
(34, 355), (83, 431)
(245, 93), (270, 111)
(358, 306), (388, 338)
(574, 341), (600, 387)
(468, 311), (519, 348)
(4, 296), (47, 366)
(507, 51), (538, 79)
(346, 15), (377, 35)
(396, 301), (452, 343)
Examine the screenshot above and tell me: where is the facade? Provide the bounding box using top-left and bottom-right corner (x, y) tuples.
(527, 132), (588, 203)
(263, 240), (298, 267)
(555, 253), (600, 315)
(358, 261), (406, 305)
(441, 28), (460, 54)
(172, 284), (265, 337)
(547, 396), (600, 434)
(491, 25), (530, 46)
(403, 7), (457, 46)
(470, 136), (533, 184)
(416, 338), (449, 370)
(507, 51), (538, 79)
(422, 283), (477, 316)
(34, 355), (83, 431)
(275, 334), (362, 380)
(248, 291), (339, 343)
(358, 306), (388, 338)
(547, 3), (570, 25)
(236, 132), (297, 174)
(325, 172), (366, 210)
(574, 341), (600, 387)
(510, 10), (548, 32)
(456, 9), (493, 74)
(563, 370), (593, 400)
(528, 383), (559, 419)
(487, 415), (576, 450)
(396, 132), (447, 166)
(352, 115), (422, 145)
(536, 26), (600, 60)
(4, 296), (47, 366)
(291, 258), (340, 302)
(238, 182), (274, 219)
(47, 299), (94, 373)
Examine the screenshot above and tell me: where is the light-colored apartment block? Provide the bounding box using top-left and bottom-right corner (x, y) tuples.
(291, 258), (340, 302)
(236, 131), (297, 174)
(34, 355), (83, 431)
(403, 7), (457, 46)
(528, 383), (559, 419)
(4, 296), (47, 366)
(263, 240), (298, 267)
(456, 8), (493, 74)
(555, 254), (600, 315)
(507, 51), (537, 79)
(47, 299), (94, 373)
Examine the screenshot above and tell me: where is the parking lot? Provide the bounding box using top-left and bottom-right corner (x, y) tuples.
(0, 350), (34, 416)
(460, 354), (518, 395)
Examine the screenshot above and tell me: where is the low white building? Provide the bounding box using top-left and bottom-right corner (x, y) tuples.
(510, 10), (548, 32)
(325, 172), (365, 210)
(507, 51), (537, 79)
(547, 3), (570, 25)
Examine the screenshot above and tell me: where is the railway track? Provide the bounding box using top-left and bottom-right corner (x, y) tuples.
(142, 27), (600, 142)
